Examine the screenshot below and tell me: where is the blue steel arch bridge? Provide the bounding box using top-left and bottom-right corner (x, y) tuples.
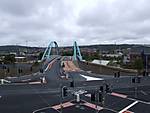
(41, 41), (82, 61)
(41, 41), (59, 61)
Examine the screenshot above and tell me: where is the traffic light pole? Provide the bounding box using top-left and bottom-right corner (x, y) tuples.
(102, 91), (105, 113)
(95, 89), (99, 113)
(134, 79), (137, 98)
(59, 84), (63, 113)
(60, 93), (63, 113)
(132, 76), (141, 98)
(135, 76), (138, 98)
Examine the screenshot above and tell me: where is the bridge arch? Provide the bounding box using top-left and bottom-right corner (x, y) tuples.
(41, 41), (59, 61)
(73, 41), (82, 61)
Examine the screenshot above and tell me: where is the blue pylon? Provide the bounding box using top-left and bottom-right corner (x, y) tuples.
(41, 41), (59, 61)
(73, 41), (82, 61)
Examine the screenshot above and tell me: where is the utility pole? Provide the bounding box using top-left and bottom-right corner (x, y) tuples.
(146, 55), (148, 75)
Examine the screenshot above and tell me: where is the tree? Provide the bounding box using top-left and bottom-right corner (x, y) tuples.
(3, 54), (16, 64)
(38, 52), (44, 60)
(62, 51), (72, 56)
(82, 52), (100, 61)
(132, 58), (144, 75)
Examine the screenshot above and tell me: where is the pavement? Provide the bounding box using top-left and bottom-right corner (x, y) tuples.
(0, 56), (150, 113)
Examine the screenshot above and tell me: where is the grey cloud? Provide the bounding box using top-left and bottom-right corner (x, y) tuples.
(0, 0), (74, 46)
(0, 0), (150, 46)
(0, 0), (52, 16)
(76, 0), (150, 45)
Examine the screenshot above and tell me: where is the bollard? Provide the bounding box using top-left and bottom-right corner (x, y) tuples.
(1, 79), (4, 85)
(42, 77), (46, 83)
(76, 93), (80, 102)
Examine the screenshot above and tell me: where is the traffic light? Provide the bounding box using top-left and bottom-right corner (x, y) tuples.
(30, 67), (33, 72)
(40, 69), (43, 73)
(137, 77), (141, 83)
(117, 71), (120, 78)
(86, 62), (89, 65)
(146, 72), (149, 76)
(7, 68), (10, 73)
(98, 93), (103, 102)
(143, 71), (146, 76)
(62, 86), (68, 97)
(114, 73), (117, 78)
(100, 86), (104, 92)
(70, 81), (74, 87)
(63, 62), (65, 67)
(3, 65), (7, 70)
(91, 93), (96, 102)
(18, 68), (21, 74)
(105, 84), (110, 93)
(20, 69), (23, 73)
(132, 78), (136, 83)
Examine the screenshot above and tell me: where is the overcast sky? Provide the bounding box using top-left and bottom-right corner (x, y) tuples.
(0, 0), (150, 47)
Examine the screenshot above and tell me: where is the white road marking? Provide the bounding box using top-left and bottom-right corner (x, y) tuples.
(118, 101), (138, 113)
(140, 90), (148, 95)
(110, 92), (150, 105)
(80, 74), (103, 81)
(45, 63), (51, 71)
(32, 106), (53, 113)
(0, 96), (1, 98)
(128, 98), (150, 105)
(28, 81), (42, 84)
(44, 59), (56, 71)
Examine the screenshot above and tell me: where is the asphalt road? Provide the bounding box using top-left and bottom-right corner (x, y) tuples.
(0, 57), (150, 113)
